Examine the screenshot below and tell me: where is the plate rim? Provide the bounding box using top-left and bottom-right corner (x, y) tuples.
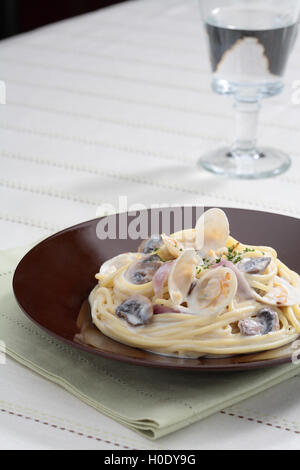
(12, 207), (299, 372)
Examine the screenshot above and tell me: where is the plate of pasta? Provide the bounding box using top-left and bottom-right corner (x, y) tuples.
(13, 207), (300, 371)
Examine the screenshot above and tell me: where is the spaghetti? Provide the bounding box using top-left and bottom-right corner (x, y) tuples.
(89, 209), (300, 358)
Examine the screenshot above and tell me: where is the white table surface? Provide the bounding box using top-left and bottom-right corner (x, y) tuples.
(0, 0), (300, 450)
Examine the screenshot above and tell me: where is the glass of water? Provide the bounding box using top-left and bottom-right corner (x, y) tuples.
(198, 0), (300, 179)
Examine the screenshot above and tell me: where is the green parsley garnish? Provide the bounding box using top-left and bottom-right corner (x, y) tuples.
(244, 248), (255, 254)
(226, 246), (239, 262)
(226, 245), (255, 264)
(148, 254), (163, 262)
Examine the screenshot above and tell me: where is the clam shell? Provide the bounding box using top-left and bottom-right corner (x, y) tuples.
(188, 267), (238, 317)
(168, 249), (201, 305)
(256, 276), (300, 307)
(100, 253), (141, 276)
(195, 208), (229, 255)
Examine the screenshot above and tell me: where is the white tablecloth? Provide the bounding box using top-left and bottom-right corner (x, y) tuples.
(0, 0), (300, 450)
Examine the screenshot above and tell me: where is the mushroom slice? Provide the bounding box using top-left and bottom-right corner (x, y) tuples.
(188, 267), (238, 317)
(161, 233), (184, 258)
(99, 253), (140, 276)
(238, 257), (272, 274)
(168, 249), (200, 305)
(256, 276), (300, 307)
(195, 208), (230, 256)
(116, 295), (153, 326)
(138, 235), (163, 254)
(238, 318), (264, 336)
(125, 254), (162, 285)
(239, 308), (280, 336)
(258, 308), (280, 334)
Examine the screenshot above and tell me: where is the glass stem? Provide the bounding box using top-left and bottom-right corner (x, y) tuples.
(232, 100), (261, 159)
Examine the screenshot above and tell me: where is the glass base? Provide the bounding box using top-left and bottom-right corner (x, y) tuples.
(198, 147), (291, 179)
(212, 78), (284, 100)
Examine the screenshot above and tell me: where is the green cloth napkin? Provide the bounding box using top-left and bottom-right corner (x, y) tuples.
(1, 245), (300, 440)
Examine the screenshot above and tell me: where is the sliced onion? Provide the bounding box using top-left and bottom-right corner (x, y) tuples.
(153, 261), (174, 298)
(153, 305), (181, 315)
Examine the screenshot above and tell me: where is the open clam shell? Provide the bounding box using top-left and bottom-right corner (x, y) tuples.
(188, 267), (238, 317)
(99, 253), (141, 276)
(255, 276), (300, 307)
(168, 249), (201, 305)
(195, 208), (230, 256)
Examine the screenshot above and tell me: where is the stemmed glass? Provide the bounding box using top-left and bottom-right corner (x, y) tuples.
(198, 0), (300, 179)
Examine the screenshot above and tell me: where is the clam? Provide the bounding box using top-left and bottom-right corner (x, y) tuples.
(168, 249), (200, 305)
(161, 233), (184, 258)
(195, 208), (230, 256)
(216, 259), (254, 300)
(172, 229), (197, 250)
(187, 267), (238, 317)
(99, 253), (140, 276)
(256, 276), (300, 307)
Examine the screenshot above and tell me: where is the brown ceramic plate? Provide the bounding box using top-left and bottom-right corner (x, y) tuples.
(13, 207), (300, 371)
